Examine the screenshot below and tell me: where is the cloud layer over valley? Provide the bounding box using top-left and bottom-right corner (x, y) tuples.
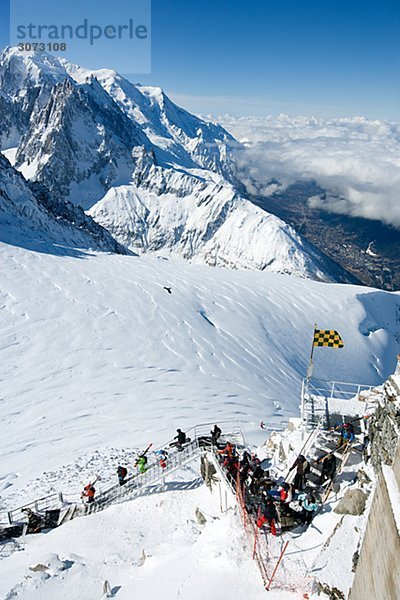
(218, 114), (400, 228)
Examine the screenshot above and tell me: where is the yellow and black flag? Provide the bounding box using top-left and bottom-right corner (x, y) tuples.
(313, 329), (344, 349)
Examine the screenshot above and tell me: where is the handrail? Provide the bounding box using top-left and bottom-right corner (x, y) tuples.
(304, 378), (374, 400)
(1, 424), (244, 526)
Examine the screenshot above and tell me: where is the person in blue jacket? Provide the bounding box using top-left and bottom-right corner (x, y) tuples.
(337, 422), (355, 447)
(297, 492), (318, 524)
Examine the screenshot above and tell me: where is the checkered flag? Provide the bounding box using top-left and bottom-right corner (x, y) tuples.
(313, 329), (344, 348)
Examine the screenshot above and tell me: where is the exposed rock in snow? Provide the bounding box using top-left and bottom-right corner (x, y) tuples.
(65, 62), (236, 175)
(334, 489), (368, 515)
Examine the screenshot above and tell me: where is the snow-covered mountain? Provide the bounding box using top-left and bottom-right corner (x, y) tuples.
(88, 165), (349, 278)
(15, 77), (147, 207)
(0, 47), (355, 281)
(0, 153), (127, 254)
(66, 62), (237, 175)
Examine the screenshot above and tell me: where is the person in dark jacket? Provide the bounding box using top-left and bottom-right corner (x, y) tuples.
(257, 497), (279, 536)
(175, 429), (186, 445)
(170, 428), (187, 451)
(289, 454), (310, 490)
(239, 451), (251, 485)
(250, 463), (265, 494)
(117, 465), (128, 486)
(210, 424), (222, 445)
(318, 453), (337, 485)
(362, 434), (371, 463)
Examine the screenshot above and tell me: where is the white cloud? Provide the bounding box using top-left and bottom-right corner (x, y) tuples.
(217, 114), (400, 228)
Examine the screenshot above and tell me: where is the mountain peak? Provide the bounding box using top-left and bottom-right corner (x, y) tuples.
(0, 50), (353, 282)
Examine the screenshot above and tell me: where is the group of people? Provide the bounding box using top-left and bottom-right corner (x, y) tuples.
(81, 420), (354, 521)
(81, 429), (192, 503)
(213, 425), (337, 537)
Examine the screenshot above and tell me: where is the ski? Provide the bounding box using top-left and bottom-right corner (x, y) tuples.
(134, 443), (153, 464)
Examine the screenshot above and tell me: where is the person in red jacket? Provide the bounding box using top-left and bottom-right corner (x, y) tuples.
(218, 441), (234, 458)
(81, 481), (96, 503)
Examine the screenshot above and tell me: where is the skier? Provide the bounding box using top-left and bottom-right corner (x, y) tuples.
(239, 451), (252, 485)
(249, 452), (261, 471)
(249, 463), (265, 495)
(81, 480), (96, 503)
(362, 434), (371, 463)
(279, 482), (293, 504)
(22, 508), (43, 533)
(210, 424), (222, 445)
(225, 454), (240, 484)
(297, 492), (319, 524)
(135, 454), (148, 474)
(257, 496), (279, 536)
(217, 441), (234, 461)
(155, 449), (168, 469)
(117, 465), (128, 486)
(278, 482), (294, 517)
(288, 454), (310, 491)
(170, 429), (187, 451)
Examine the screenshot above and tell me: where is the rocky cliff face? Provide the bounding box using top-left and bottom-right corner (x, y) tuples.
(0, 153), (127, 254)
(14, 77), (148, 208)
(368, 374), (400, 469)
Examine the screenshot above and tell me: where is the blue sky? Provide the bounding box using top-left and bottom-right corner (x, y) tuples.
(1, 0), (399, 119)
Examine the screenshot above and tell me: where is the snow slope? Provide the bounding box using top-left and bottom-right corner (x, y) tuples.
(0, 465), (296, 600)
(1, 243), (399, 506)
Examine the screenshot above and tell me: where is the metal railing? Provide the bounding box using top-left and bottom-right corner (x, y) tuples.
(4, 493), (63, 525)
(304, 378), (374, 401)
(300, 378), (375, 432)
(1, 421), (246, 526)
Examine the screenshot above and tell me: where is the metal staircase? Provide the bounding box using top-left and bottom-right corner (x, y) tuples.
(1, 421), (246, 529)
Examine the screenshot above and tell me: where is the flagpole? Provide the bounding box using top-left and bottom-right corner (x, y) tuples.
(306, 323), (317, 384)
